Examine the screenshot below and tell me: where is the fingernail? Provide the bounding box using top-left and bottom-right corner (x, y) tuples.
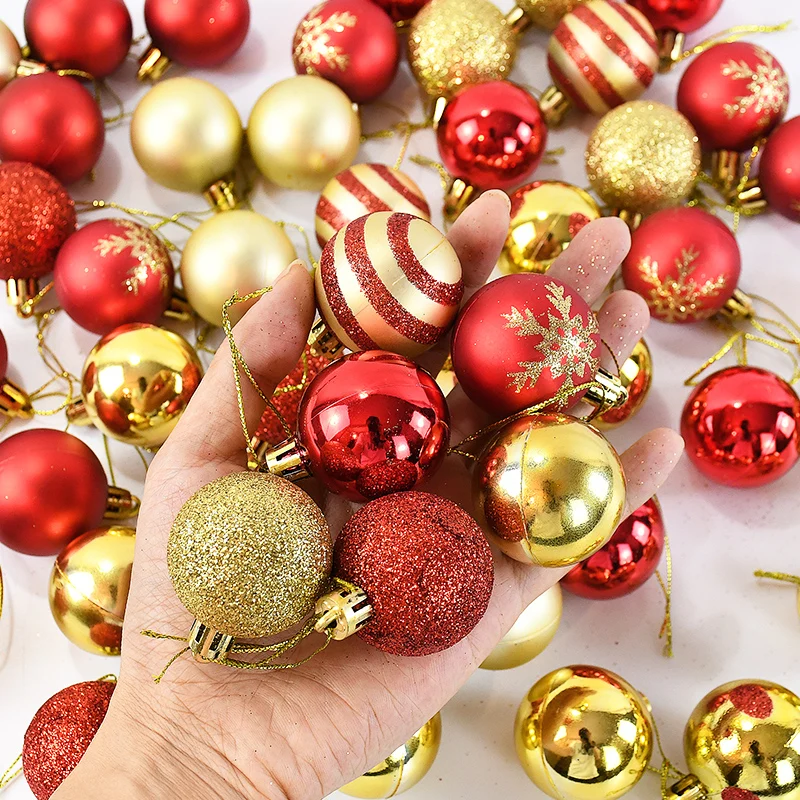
(276, 259), (303, 283)
(484, 188), (511, 211)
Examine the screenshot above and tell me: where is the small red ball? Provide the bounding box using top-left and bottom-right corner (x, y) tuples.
(759, 116), (800, 223)
(627, 0), (723, 33)
(562, 498), (665, 598)
(0, 328), (7, 378)
(293, 0), (400, 104)
(621, 207), (741, 323)
(144, 0), (250, 67)
(23, 680), (115, 800)
(681, 366), (800, 487)
(54, 219), (175, 335)
(24, 0), (133, 78)
(0, 73), (105, 185)
(677, 42), (789, 153)
(0, 430), (109, 556)
(369, 0), (429, 22)
(437, 81), (548, 191)
(452, 274), (600, 416)
(296, 351), (450, 501)
(333, 491), (493, 656)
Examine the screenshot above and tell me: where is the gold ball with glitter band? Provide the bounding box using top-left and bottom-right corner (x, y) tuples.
(312, 211), (463, 360)
(315, 163), (431, 248)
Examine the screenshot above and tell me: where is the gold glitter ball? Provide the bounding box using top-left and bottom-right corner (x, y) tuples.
(585, 101), (701, 216)
(517, 0), (587, 30)
(167, 472), (332, 639)
(408, 0), (518, 99)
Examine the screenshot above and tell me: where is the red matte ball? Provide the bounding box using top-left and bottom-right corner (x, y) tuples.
(562, 498), (665, 598)
(0, 430), (109, 556)
(293, 0), (400, 104)
(0, 329), (7, 379)
(24, 0), (133, 78)
(627, 0), (723, 33)
(296, 351), (450, 501)
(451, 274), (600, 416)
(144, 0), (250, 67)
(333, 492), (494, 656)
(681, 366), (800, 487)
(23, 680), (115, 800)
(0, 73), (104, 185)
(369, 0), (429, 22)
(437, 81), (548, 191)
(54, 219), (175, 335)
(759, 116), (800, 223)
(621, 207), (741, 323)
(677, 42), (789, 153)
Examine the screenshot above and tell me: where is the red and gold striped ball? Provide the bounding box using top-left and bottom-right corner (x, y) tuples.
(316, 211), (463, 358)
(548, 0), (658, 116)
(315, 163), (431, 247)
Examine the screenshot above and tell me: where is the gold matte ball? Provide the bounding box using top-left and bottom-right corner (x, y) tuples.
(0, 21), (21, 90)
(481, 584), (562, 670)
(247, 75), (361, 191)
(518, 0), (588, 30)
(340, 714), (442, 798)
(167, 472), (332, 639)
(586, 101), (701, 216)
(81, 323), (203, 449)
(131, 76), (243, 194)
(49, 526), (136, 656)
(408, 0), (518, 99)
(181, 210), (298, 327)
(595, 339), (653, 429)
(473, 414), (626, 567)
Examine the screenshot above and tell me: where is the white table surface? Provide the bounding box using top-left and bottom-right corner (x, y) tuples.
(0, 0), (798, 797)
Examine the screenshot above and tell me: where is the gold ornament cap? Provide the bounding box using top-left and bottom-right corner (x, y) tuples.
(137, 44), (171, 82)
(313, 586), (373, 641)
(0, 378), (33, 419)
(595, 339), (653, 429)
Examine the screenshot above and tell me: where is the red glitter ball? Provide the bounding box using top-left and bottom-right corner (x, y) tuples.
(729, 683), (773, 719)
(23, 680), (115, 800)
(333, 491), (494, 657)
(721, 789), (760, 800)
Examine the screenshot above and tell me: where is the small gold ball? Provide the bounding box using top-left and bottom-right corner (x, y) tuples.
(518, 0), (588, 30)
(595, 339), (653, 429)
(49, 526), (136, 656)
(586, 101), (701, 216)
(0, 21), (21, 90)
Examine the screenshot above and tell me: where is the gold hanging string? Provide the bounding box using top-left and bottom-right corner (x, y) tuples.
(755, 570), (800, 586)
(0, 754), (22, 789)
(102, 435), (118, 487)
(275, 221), (318, 271)
(273, 349), (311, 397)
(410, 155), (451, 193)
(746, 294), (800, 348)
(28, 310), (80, 417)
(645, 712), (689, 800)
(194, 321), (219, 356)
(656, 534), (674, 658)
(134, 447), (151, 474)
(541, 147), (565, 166)
(728, 138), (766, 232)
(674, 21), (791, 63)
(18, 281), (54, 318)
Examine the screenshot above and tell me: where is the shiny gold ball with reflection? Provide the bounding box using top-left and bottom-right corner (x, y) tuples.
(81, 323), (203, 449)
(340, 714), (442, 798)
(0, 22), (21, 90)
(481, 584), (562, 670)
(49, 526), (135, 656)
(595, 339), (653, 429)
(473, 414), (626, 567)
(515, 665), (654, 800)
(518, 0), (588, 30)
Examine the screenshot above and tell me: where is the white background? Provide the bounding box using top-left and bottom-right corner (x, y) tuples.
(0, 0), (798, 798)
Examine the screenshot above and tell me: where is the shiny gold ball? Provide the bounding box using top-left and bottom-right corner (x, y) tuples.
(49, 526), (136, 656)
(481, 585), (562, 670)
(500, 181), (602, 275)
(586, 101), (701, 216)
(473, 414), (626, 567)
(181, 210), (298, 327)
(340, 714), (442, 798)
(595, 339), (653, 429)
(81, 323), (203, 449)
(517, 0), (588, 30)
(247, 76), (361, 191)
(684, 680), (800, 800)
(168, 472), (331, 639)
(0, 21), (21, 90)
(131, 76), (243, 194)
(408, 0), (518, 99)
(515, 665), (654, 800)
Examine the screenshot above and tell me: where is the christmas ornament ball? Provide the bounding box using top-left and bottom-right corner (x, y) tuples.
(515, 665), (653, 800)
(594, 338), (653, 428)
(334, 492), (493, 657)
(0, 21), (21, 90)
(518, 0), (588, 31)
(49, 525), (135, 656)
(759, 116), (800, 223)
(628, 0), (723, 32)
(473, 415), (626, 567)
(0, 328), (7, 378)
(681, 366), (800, 488)
(370, 0), (430, 22)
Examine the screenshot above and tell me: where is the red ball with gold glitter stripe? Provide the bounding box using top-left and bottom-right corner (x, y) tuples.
(315, 211), (463, 359)
(315, 163), (431, 247)
(547, 0), (658, 117)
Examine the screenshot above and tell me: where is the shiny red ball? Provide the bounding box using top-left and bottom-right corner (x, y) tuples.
(677, 42), (789, 153)
(293, 0), (400, 104)
(681, 366), (800, 487)
(0, 429), (109, 556)
(54, 219), (174, 335)
(333, 491), (493, 656)
(144, 0), (250, 67)
(452, 274), (600, 416)
(562, 498), (665, 598)
(23, 680), (115, 800)
(24, 0), (133, 78)
(296, 351), (450, 501)
(437, 81), (548, 191)
(369, 0), (429, 22)
(622, 207), (741, 323)
(627, 0), (723, 33)
(0, 73), (105, 185)
(759, 116), (800, 223)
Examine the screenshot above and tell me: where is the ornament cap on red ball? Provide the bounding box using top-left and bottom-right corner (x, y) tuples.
(370, 0), (430, 22)
(759, 116), (800, 223)
(627, 0), (723, 33)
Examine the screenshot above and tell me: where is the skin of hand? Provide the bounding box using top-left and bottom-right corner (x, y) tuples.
(52, 192), (683, 800)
